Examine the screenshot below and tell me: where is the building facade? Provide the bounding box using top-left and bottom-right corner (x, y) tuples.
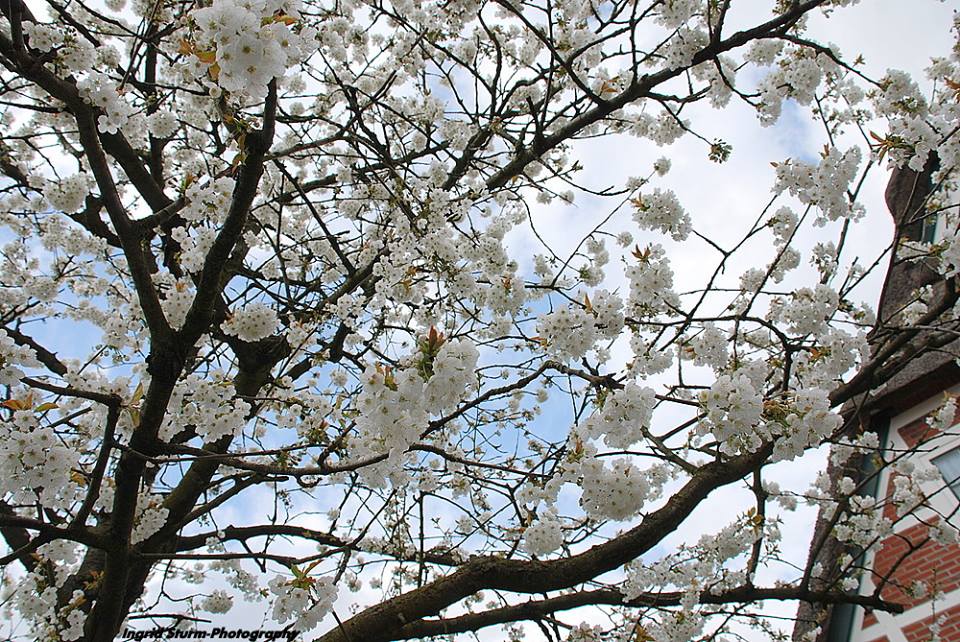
(795, 155), (960, 642)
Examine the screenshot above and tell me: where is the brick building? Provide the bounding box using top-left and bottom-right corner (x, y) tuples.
(795, 156), (960, 642)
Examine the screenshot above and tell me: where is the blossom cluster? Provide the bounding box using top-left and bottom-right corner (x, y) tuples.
(0, 328), (40, 385)
(580, 383), (656, 449)
(43, 175), (92, 214)
(685, 324), (729, 371)
(699, 372), (763, 454)
(833, 495), (891, 548)
(77, 72), (140, 134)
(200, 590), (234, 614)
(767, 285), (840, 336)
(182, 177), (237, 223)
(625, 244), (680, 319)
(621, 519), (767, 641)
(190, 0), (319, 99)
(0, 408), (79, 509)
(160, 279), (197, 330)
(523, 510), (563, 556)
(631, 189), (691, 241)
(222, 302), (281, 342)
(8, 571), (86, 642)
(268, 574), (337, 631)
(700, 370), (842, 460)
(767, 388), (842, 461)
(577, 457), (671, 521)
(536, 291), (623, 362)
(757, 52), (827, 123)
(774, 147), (863, 225)
(537, 306), (600, 362)
(159, 374), (252, 442)
(660, 27), (708, 71)
(792, 327), (868, 387)
(578, 457), (650, 521)
(352, 338), (479, 483)
(131, 493), (170, 545)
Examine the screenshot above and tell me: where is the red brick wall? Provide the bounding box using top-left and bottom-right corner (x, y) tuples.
(899, 417), (941, 449)
(903, 602), (960, 642)
(870, 519), (960, 607)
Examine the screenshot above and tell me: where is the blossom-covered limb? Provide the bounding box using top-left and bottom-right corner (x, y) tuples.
(316, 443), (776, 642)
(391, 585), (904, 641)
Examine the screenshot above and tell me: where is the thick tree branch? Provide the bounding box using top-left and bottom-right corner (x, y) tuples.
(316, 444), (775, 642)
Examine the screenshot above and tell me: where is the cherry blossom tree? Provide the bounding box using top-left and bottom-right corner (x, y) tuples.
(0, 0), (957, 641)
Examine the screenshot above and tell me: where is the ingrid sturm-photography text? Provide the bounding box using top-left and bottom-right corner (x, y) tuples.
(121, 628), (300, 641)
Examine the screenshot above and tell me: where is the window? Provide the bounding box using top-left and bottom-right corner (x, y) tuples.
(921, 213), (939, 244)
(933, 446), (960, 500)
